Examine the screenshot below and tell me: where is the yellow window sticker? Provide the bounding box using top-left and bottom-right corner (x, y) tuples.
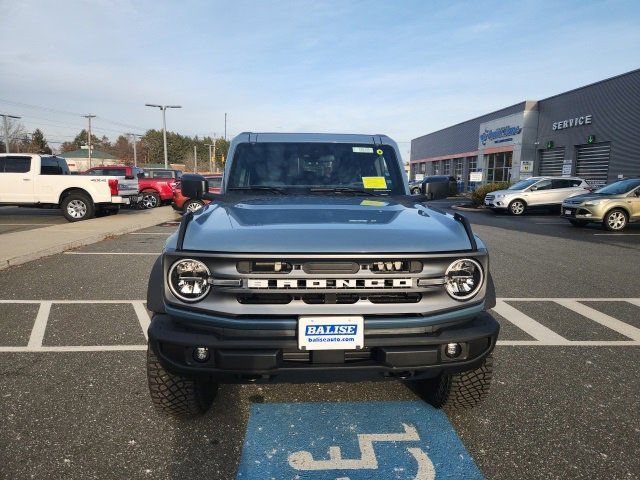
(360, 200), (387, 207)
(376, 148), (383, 155)
(362, 176), (387, 189)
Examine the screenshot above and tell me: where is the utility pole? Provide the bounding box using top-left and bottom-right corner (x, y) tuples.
(127, 133), (141, 167)
(145, 104), (181, 169)
(83, 115), (96, 168)
(193, 144), (198, 173)
(204, 143), (214, 172)
(1, 113), (21, 153)
(224, 113), (227, 140)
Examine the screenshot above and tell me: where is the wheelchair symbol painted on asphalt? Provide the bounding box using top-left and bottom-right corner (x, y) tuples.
(237, 401), (484, 479)
(288, 423), (435, 479)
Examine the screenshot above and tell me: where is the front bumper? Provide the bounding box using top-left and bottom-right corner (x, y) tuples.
(148, 311), (500, 383)
(561, 205), (603, 221)
(484, 198), (508, 209)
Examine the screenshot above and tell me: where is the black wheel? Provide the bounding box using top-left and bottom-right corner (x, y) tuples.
(508, 200), (526, 216)
(141, 191), (160, 209)
(412, 355), (493, 410)
(569, 219), (588, 227)
(411, 187), (422, 195)
(603, 208), (628, 231)
(183, 199), (205, 214)
(146, 347), (217, 417)
(61, 193), (95, 222)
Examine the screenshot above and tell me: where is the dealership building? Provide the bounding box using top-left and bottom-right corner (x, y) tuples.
(410, 69), (640, 188)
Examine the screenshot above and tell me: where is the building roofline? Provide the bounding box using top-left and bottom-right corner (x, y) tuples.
(539, 67), (640, 102)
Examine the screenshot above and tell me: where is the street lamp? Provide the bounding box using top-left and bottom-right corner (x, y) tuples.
(145, 104), (181, 168)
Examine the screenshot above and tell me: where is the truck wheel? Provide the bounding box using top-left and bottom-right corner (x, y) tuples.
(414, 355), (493, 410)
(141, 192), (160, 209)
(61, 193), (95, 222)
(508, 200), (526, 216)
(603, 208), (628, 231)
(183, 199), (204, 214)
(146, 347), (217, 417)
(411, 187), (422, 195)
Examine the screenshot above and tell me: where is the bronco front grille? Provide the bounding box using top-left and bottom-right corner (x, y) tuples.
(237, 293), (422, 305)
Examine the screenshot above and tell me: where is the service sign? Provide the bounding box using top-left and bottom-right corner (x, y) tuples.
(298, 316), (364, 350)
(469, 171), (483, 182)
(520, 160), (534, 173)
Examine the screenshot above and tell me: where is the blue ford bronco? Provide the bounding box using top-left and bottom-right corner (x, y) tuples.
(146, 133), (499, 416)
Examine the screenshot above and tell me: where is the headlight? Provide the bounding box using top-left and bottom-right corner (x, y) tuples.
(444, 258), (483, 301)
(495, 194), (504, 199)
(584, 200), (603, 206)
(168, 259), (211, 302)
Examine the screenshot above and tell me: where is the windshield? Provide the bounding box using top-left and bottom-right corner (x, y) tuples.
(594, 179), (640, 195)
(227, 142), (404, 195)
(508, 178), (538, 190)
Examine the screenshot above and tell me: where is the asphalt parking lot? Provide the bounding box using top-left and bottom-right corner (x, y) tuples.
(1, 204), (639, 479)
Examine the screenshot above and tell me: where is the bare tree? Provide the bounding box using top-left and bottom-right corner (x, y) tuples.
(1, 118), (26, 152)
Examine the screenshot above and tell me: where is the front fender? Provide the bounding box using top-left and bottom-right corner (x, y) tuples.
(146, 255), (165, 313)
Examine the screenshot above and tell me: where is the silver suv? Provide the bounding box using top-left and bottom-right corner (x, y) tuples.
(484, 176), (590, 215)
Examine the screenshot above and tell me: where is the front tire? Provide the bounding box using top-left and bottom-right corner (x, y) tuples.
(411, 187), (422, 195)
(603, 208), (628, 231)
(183, 199), (205, 214)
(61, 193), (95, 222)
(412, 356), (493, 410)
(508, 200), (526, 216)
(146, 347), (217, 417)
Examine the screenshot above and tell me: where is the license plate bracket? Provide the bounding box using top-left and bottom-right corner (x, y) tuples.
(298, 316), (364, 351)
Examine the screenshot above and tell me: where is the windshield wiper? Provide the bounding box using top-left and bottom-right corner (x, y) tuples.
(228, 186), (289, 195)
(308, 187), (383, 196)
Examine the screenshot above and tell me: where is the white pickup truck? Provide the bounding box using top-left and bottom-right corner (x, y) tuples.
(0, 154), (139, 221)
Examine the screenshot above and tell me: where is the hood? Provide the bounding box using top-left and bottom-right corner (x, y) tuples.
(179, 196), (474, 253)
(563, 192), (616, 204)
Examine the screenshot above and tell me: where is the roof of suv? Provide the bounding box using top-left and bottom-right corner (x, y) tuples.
(234, 132), (394, 144)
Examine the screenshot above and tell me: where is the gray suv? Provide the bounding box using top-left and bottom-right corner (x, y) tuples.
(146, 133), (499, 417)
(484, 176), (590, 215)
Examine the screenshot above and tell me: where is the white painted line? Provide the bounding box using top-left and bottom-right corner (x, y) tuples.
(498, 298), (640, 302)
(627, 299), (640, 308)
(555, 300), (640, 341)
(0, 345), (147, 353)
(63, 252), (160, 255)
(27, 301), (51, 348)
(492, 300), (569, 344)
(132, 301), (151, 340)
(0, 300), (146, 304)
(593, 233), (640, 236)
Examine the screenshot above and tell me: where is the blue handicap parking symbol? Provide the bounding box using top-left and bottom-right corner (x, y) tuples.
(237, 400), (484, 479)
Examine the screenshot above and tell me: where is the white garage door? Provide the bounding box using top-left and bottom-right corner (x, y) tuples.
(538, 148), (565, 176)
(576, 143), (611, 187)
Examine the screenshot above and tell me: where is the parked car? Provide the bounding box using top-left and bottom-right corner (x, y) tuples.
(561, 178), (640, 231)
(172, 174), (222, 213)
(145, 132), (499, 418)
(484, 176), (590, 215)
(0, 154), (138, 221)
(84, 165), (176, 209)
(410, 175), (457, 199)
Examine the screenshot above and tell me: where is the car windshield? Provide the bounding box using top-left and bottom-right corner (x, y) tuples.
(594, 179), (640, 194)
(508, 178), (538, 190)
(227, 142), (404, 195)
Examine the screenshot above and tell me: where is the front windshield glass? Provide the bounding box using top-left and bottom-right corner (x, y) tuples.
(594, 179), (640, 195)
(227, 142), (404, 195)
(508, 178), (538, 190)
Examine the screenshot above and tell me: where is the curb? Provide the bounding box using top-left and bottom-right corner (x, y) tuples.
(0, 207), (180, 271)
(451, 204), (489, 213)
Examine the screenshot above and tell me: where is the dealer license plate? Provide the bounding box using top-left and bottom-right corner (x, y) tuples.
(298, 316), (364, 351)
(564, 209), (572, 216)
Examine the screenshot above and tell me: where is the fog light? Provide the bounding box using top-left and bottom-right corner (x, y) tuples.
(445, 343), (462, 358)
(193, 347), (210, 362)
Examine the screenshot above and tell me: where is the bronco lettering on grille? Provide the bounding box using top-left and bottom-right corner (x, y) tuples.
(246, 278), (413, 289)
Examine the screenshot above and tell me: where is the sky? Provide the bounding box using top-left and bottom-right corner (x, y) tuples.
(1, 0), (639, 159)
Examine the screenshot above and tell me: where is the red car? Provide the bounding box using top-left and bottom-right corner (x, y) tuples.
(84, 166), (178, 208)
(172, 174), (222, 213)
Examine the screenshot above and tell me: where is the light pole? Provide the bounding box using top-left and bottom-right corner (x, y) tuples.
(224, 113), (227, 140)
(145, 104), (181, 168)
(1, 113), (21, 153)
(204, 143), (214, 172)
(193, 144), (198, 173)
(127, 133), (142, 167)
(83, 115), (96, 168)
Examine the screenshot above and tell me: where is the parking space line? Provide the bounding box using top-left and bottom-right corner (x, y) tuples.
(132, 301), (151, 340)
(0, 299), (146, 303)
(492, 300), (569, 344)
(554, 300), (640, 341)
(0, 345), (147, 353)
(27, 301), (51, 348)
(63, 252), (160, 255)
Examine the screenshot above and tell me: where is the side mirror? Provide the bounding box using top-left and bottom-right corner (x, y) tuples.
(529, 185), (538, 191)
(635, 189), (640, 197)
(181, 173), (208, 199)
